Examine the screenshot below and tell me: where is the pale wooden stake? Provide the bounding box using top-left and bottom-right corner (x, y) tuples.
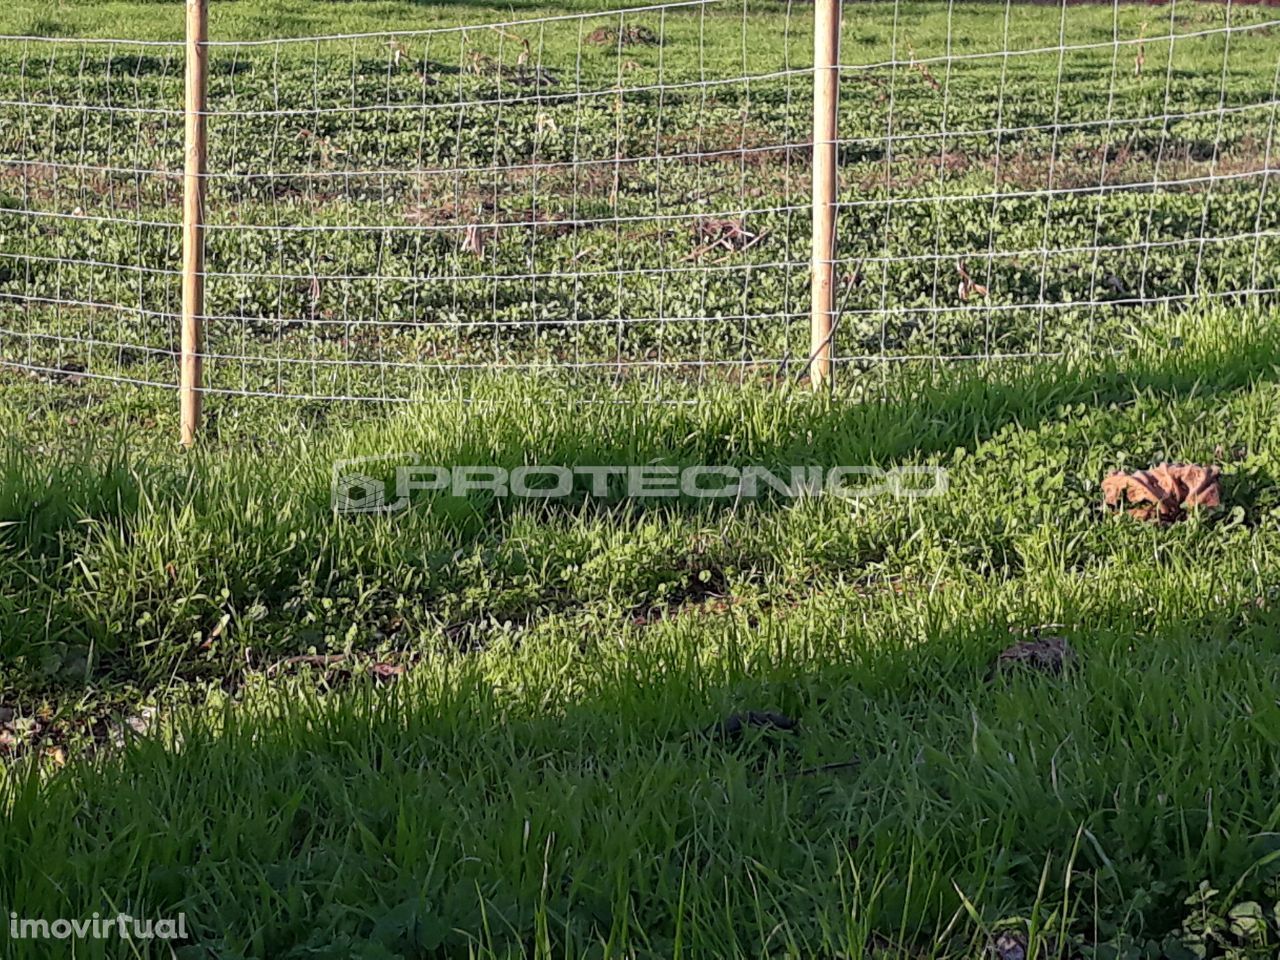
(809, 0), (841, 389)
(180, 0), (208, 447)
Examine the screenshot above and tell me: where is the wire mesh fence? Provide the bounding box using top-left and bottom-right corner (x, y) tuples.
(0, 0), (1277, 419)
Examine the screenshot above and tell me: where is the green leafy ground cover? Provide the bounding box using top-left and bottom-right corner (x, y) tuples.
(1, 0), (1275, 396)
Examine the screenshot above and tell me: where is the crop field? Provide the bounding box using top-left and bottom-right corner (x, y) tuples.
(1, 0), (1276, 396)
(2, 0), (1280, 958)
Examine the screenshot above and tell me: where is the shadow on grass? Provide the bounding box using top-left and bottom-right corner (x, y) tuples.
(3, 581), (1279, 958)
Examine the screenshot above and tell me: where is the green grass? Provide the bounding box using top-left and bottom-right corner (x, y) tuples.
(4, 307), (1280, 957)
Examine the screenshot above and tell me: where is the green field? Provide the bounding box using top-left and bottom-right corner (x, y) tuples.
(1, 0), (1276, 394)
(3, 0), (1280, 957)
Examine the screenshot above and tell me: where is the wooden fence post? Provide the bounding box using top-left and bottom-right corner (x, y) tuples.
(809, 0), (841, 389)
(180, 0), (208, 447)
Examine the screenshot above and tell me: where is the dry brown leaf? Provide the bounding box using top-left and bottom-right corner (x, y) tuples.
(461, 223), (487, 258)
(990, 931), (1027, 960)
(685, 218), (764, 261)
(956, 259), (989, 301)
(585, 25), (660, 47)
(906, 46), (941, 91)
(991, 636), (1076, 679)
(1102, 462), (1222, 523)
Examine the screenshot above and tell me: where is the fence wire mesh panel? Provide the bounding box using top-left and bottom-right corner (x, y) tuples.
(189, 0), (811, 402)
(0, 0), (1278, 410)
(0, 34), (185, 392)
(832, 0), (1280, 369)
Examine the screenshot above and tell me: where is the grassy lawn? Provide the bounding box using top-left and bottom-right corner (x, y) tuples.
(2, 0), (1280, 956)
(4, 308), (1280, 957)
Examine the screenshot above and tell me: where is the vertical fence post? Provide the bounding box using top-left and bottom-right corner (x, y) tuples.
(180, 0), (208, 447)
(809, 0), (841, 389)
